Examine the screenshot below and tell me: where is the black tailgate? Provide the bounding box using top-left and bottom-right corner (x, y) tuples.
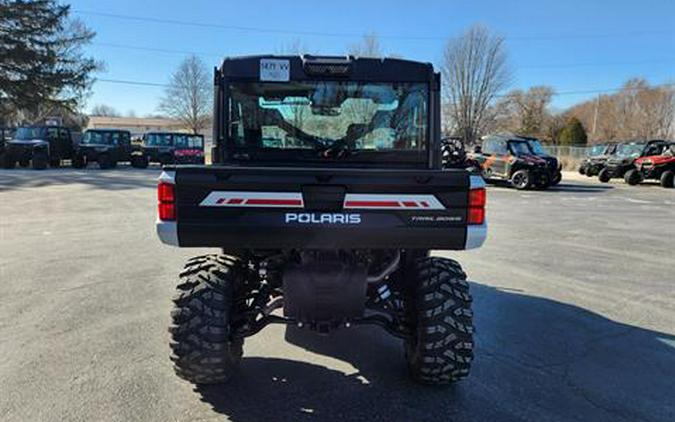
(165, 165), (477, 250)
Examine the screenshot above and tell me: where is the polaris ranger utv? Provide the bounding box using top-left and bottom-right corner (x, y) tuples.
(2, 125), (74, 169)
(624, 142), (675, 188)
(467, 134), (552, 190)
(131, 132), (204, 167)
(578, 143), (618, 177)
(598, 140), (670, 183)
(72, 129), (133, 169)
(156, 55), (487, 386)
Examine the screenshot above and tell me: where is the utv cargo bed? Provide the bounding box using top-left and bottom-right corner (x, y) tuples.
(157, 166), (486, 250)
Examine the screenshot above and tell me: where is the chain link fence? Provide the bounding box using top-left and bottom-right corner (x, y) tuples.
(542, 146), (591, 158)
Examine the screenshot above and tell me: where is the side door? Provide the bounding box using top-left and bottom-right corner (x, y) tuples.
(119, 131), (132, 160)
(110, 131), (121, 161)
(46, 127), (59, 157)
(57, 128), (73, 158)
(489, 140), (509, 177)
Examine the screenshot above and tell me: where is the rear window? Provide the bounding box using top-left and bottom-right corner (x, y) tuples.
(227, 80), (429, 166)
(145, 133), (173, 147)
(174, 134), (204, 149)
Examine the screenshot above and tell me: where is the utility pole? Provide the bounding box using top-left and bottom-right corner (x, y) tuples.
(591, 94), (600, 139)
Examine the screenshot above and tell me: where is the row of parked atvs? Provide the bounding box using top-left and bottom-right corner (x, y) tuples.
(0, 126), (205, 170)
(578, 140), (675, 188)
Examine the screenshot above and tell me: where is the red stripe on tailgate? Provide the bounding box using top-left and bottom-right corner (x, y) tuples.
(345, 200), (401, 208)
(245, 199), (303, 206)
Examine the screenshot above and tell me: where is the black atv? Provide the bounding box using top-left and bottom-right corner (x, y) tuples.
(467, 134), (552, 190)
(598, 140), (670, 183)
(579, 143), (618, 177)
(157, 55), (486, 386)
(131, 132), (205, 168)
(2, 125), (74, 170)
(441, 137), (480, 170)
(72, 129), (134, 169)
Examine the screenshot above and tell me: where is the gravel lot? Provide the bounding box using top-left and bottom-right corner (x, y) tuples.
(0, 168), (673, 422)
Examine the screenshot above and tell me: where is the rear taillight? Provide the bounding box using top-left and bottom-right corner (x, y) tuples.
(468, 188), (486, 225)
(158, 182), (176, 221)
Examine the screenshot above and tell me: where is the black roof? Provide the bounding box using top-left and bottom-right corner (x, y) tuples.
(85, 128), (130, 133)
(218, 55), (437, 83)
(144, 131), (203, 136)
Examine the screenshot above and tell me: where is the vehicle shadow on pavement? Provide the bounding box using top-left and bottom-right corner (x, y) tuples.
(195, 282), (675, 422)
(0, 167), (160, 191)
(545, 183), (614, 193)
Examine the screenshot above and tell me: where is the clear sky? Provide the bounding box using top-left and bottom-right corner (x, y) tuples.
(68, 0), (675, 116)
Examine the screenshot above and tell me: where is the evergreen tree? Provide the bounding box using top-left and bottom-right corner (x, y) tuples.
(0, 0), (99, 113)
(558, 117), (588, 145)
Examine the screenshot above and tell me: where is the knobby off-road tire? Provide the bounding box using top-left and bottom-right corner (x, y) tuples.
(2, 155), (15, 169)
(598, 168), (611, 183)
(31, 152), (48, 170)
(624, 169), (642, 186)
(533, 172), (551, 190)
(170, 254), (244, 384)
(98, 154), (113, 169)
(661, 170), (674, 188)
(404, 257), (474, 385)
(71, 155), (86, 169)
(510, 169), (531, 190)
(551, 171), (562, 186)
(130, 155), (149, 168)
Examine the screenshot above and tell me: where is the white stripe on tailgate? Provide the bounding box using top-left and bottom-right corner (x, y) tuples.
(200, 191), (304, 208)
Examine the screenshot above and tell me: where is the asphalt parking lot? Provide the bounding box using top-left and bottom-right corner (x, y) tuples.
(0, 167), (673, 422)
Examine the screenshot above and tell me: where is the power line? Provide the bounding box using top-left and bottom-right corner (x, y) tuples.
(74, 10), (673, 42)
(92, 41), (675, 70)
(93, 42), (221, 59)
(519, 58), (675, 70)
(96, 78), (168, 88)
(95, 77), (675, 97)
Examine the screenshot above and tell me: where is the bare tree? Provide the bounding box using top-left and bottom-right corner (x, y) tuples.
(567, 79), (675, 142)
(90, 104), (120, 117)
(442, 25), (511, 143)
(159, 55), (212, 134)
(348, 33), (382, 57)
(506, 86), (555, 136)
(276, 39), (313, 55)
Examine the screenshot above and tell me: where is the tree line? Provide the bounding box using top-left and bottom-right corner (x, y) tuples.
(1, 1), (673, 143)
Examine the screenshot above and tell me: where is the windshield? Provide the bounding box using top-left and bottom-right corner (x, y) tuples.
(82, 131), (115, 145)
(588, 145), (607, 156)
(616, 144), (644, 158)
(527, 140), (546, 155)
(228, 81), (429, 165)
(14, 127), (46, 140)
(508, 141), (533, 155)
(145, 133), (173, 147)
(174, 134), (204, 149)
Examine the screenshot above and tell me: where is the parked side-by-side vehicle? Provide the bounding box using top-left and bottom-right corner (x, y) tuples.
(2, 125), (74, 170)
(579, 143), (619, 177)
(624, 142), (675, 188)
(467, 134), (558, 190)
(598, 140), (670, 183)
(72, 129), (133, 169)
(157, 55), (486, 386)
(131, 132), (205, 168)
